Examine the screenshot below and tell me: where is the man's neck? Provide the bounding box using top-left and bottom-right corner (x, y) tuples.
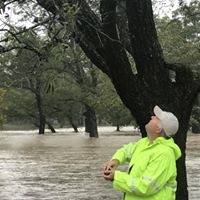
(147, 134), (160, 143)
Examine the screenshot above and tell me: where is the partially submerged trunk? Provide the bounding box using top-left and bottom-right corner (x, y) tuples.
(84, 104), (98, 138)
(46, 121), (56, 133)
(35, 92), (46, 134)
(67, 115), (79, 133)
(38, 114), (45, 134)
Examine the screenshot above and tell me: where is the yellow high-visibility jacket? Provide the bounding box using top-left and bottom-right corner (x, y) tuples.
(112, 137), (181, 200)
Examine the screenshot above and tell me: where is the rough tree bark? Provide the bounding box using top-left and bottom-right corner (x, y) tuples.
(33, 0), (200, 199)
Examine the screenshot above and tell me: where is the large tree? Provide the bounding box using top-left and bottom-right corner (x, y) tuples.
(0, 0), (200, 199)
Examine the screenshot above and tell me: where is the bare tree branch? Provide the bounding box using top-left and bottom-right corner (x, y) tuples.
(0, 17), (51, 43)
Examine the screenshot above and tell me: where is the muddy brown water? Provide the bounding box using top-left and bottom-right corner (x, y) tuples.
(0, 130), (199, 200)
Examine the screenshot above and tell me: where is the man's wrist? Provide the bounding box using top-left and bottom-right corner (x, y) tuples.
(111, 159), (120, 167)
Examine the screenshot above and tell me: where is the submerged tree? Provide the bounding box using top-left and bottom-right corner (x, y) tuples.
(0, 0), (200, 199)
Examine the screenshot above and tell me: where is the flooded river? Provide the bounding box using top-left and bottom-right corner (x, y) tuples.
(0, 128), (199, 200)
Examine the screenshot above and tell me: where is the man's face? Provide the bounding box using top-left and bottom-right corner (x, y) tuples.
(145, 116), (161, 134)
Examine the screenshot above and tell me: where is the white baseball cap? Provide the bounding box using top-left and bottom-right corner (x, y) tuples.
(153, 105), (179, 137)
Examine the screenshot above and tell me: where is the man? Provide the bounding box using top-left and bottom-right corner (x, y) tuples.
(103, 105), (181, 200)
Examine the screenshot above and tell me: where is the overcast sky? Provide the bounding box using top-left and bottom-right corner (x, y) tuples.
(153, 0), (191, 17)
(0, 0), (192, 31)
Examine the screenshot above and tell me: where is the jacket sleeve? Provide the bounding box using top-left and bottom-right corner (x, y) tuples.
(113, 152), (175, 196)
(111, 142), (135, 165)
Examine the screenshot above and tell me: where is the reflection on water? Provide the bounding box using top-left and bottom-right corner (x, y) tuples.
(0, 130), (199, 200)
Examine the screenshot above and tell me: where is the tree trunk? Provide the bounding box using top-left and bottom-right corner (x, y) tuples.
(173, 96), (196, 200)
(116, 125), (120, 131)
(72, 123), (79, 133)
(46, 121), (56, 133)
(67, 116), (79, 132)
(38, 114), (45, 134)
(84, 104), (98, 138)
(35, 92), (45, 134)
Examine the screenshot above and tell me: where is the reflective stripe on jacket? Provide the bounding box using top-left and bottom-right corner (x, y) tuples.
(112, 137), (181, 200)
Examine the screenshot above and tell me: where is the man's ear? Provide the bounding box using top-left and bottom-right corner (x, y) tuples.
(156, 121), (162, 135)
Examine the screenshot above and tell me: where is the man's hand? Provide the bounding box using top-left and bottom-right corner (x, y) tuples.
(103, 159), (119, 181)
(103, 167), (115, 181)
(104, 159), (119, 171)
